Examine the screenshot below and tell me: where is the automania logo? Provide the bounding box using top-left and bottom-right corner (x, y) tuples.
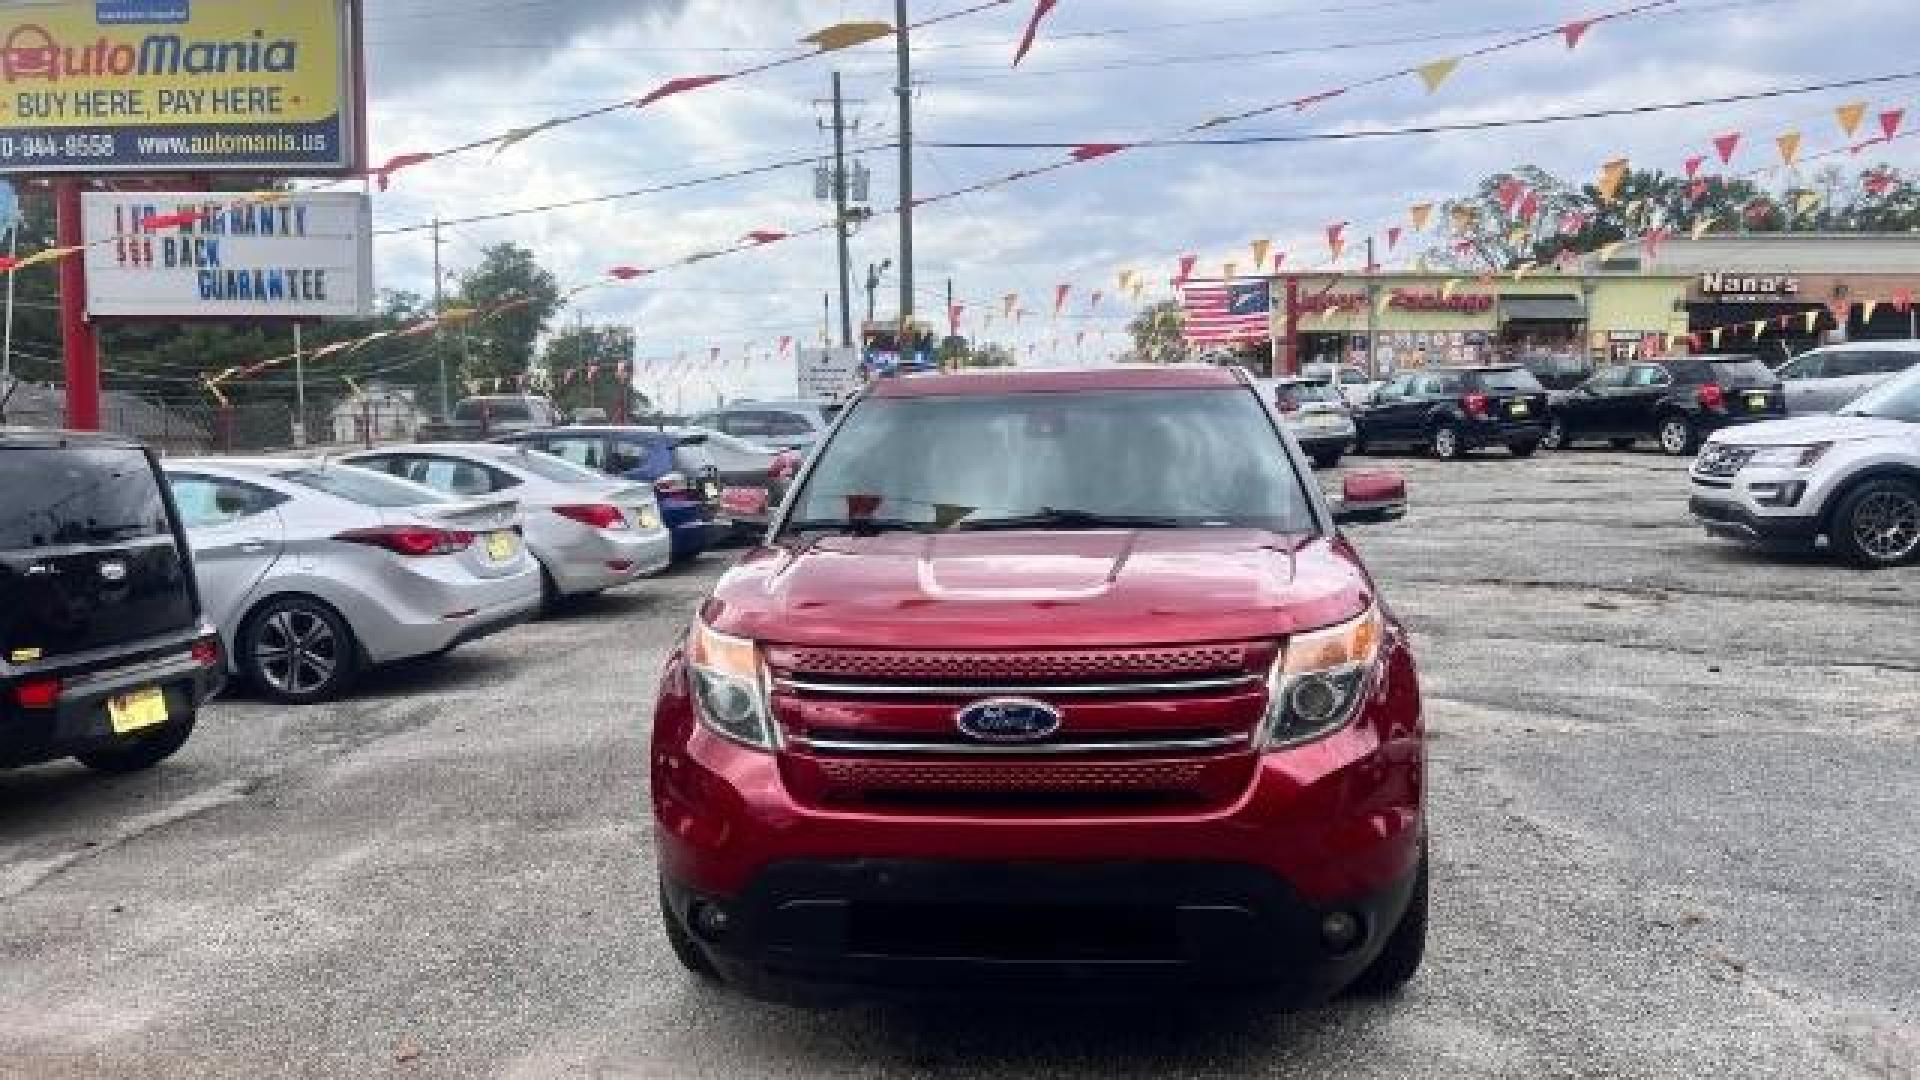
(1, 24), (298, 83)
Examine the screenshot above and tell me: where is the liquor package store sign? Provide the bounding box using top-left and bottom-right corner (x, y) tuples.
(0, 0), (358, 172)
(81, 190), (374, 319)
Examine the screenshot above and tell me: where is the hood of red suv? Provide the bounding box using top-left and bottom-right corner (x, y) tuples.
(704, 530), (1374, 649)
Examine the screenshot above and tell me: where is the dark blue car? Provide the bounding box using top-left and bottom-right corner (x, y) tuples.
(497, 428), (724, 560)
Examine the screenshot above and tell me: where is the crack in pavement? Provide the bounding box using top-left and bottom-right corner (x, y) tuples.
(0, 779), (257, 903)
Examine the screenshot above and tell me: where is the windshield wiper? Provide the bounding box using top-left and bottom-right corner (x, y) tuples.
(957, 508), (1190, 531)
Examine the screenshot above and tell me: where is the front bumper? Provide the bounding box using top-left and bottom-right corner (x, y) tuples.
(651, 632), (1426, 1001)
(1688, 487), (1821, 551)
(663, 856), (1419, 1005)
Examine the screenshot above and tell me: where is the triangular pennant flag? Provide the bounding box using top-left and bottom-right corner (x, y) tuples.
(1069, 143), (1130, 162)
(1864, 169), (1897, 196)
(745, 230), (788, 244)
(1880, 109), (1905, 139)
(1222, 262), (1238, 280)
(1690, 217), (1713, 241)
(1596, 241), (1623, 264)
(1862, 301), (1879, 325)
(1712, 132), (1741, 165)
(1386, 226), (1402, 252)
(1512, 261), (1537, 281)
(1409, 203), (1433, 232)
(1273, 251), (1287, 272)
(1089, 290), (1103, 311)
(1794, 190), (1821, 216)
(1251, 239), (1272, 271)
(1003, 293), (1020, 317)
(1803, 310), (1821, 334)
(1560, 18), (1595, 48)
(635, 75), (730, 109)
(1325, 221), (1347, 256)
(1894, 287), (1914, 314)
(1709, 327), (1724, 348)
(1118, 270), (1135, 293)
(1518, 190), (1540, 224)
(1688, 178), (1709, 203)
(803, 21), (894, 52)
(1643, 227), (1671, 262)
(1775, 131), (1802, 165)
(1752, 319), (1767, 340)
(371, 152), (435, 191)
(1012, 0), (1060, 67)
(1684, 155), (1706, 180)
(608, 266), (649, 281)
(779, 335), (794, 355)
(1177, 254), (1197, 282)
(1441, 279), (1460, 299)
(494, 119), (563, 157)
(1054, 284), (1072, 314)
(1496, 177), (1526, 215)
(1835, 102), (1867, 138)
(1596, 158), (1629, 203)
(1416, 57), (1460, 93)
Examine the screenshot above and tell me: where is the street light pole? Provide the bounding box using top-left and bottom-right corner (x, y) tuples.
(431, 216), (449, 417)
(894, 0), (915, 329)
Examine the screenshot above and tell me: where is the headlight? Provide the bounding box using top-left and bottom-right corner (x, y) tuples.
(1746, 443), (1831, 469)
(1260, 605), (1386, 751)
(686, 621), (777, 750)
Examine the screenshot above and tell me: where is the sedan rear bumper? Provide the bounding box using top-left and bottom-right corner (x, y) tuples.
(547, 528), (674, 595)
(346, 563), (544, 665)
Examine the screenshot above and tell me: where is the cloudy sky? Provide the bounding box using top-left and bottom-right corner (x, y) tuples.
(361, 0), (1917, 405)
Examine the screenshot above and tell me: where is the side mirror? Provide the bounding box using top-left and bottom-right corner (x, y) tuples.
(1333, 470), (1407, 527)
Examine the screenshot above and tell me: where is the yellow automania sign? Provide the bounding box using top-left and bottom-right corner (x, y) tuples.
(0, 0), (357, 173)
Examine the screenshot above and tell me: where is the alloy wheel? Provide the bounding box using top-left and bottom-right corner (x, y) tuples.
(255, 608), (341, 696)
(1851, 490), (1920, 563)
(1660, 419), (1691, 456)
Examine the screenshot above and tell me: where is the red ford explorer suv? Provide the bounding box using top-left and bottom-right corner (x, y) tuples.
(651, 366), (1425, 1003)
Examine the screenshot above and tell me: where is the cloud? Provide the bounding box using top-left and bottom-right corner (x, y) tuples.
(364, 0), (693, 92)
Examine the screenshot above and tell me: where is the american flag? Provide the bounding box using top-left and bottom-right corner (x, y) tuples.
(1181, 279), (1271, 345)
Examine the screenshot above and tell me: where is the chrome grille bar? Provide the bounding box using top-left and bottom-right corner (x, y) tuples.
(772, 674), (1261, 698)
(794, 733), (1249, 756)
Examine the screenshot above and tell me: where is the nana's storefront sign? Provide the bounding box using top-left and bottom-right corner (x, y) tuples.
(1699, 271), (1802, 303)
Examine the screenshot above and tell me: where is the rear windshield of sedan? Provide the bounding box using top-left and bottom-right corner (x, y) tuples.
(281, 466), (447, 508)
(1466, 368), (1545, 392)
(787, 388), (1315, 533)
(505, 450), (611, 485)
(1276, 382), (1342, 405)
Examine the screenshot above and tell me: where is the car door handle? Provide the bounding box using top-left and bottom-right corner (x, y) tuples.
(238, 539), (271, 553)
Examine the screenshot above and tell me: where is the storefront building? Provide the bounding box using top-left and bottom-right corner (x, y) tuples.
(1621, 233), (1920, 362)
(1273, 273), (1690, 377)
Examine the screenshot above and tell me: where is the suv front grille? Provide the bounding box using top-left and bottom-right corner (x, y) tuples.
(1696, 445), (1756, 478)
(768, 642), (1271, 813)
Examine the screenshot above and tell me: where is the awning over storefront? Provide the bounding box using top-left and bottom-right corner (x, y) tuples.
(1501, 295), (1585, 320)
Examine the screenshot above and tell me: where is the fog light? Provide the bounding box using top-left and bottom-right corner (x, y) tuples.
(1321, 910), (1364, 954)
(690, 900), (732, 941)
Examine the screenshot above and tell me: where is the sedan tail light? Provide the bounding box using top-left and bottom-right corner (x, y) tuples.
(553, 504), (629, 530)
(654, 471), (693, 497)
(769, 451), (801, 483)
(1462, 393), (1489, 419)
(336, 526), (476, 557)
(1699, 384), (1726, 411)
(190, 637), (222, 668)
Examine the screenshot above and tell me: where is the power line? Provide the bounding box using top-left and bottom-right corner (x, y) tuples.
(922, 71), (1920, 150)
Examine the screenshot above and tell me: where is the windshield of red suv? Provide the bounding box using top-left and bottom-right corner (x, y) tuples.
(784, 387), (1316, 533)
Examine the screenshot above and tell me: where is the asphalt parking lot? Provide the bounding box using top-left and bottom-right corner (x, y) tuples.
(1, 448), (1915, 1079)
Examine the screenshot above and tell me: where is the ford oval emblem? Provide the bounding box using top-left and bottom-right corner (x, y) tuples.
(955, 698), (1063, 743)
(97, 559), (128, 583)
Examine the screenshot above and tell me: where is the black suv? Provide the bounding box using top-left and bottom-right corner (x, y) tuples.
(1542, 355), (1785, 456)
(1354, 366), (1550, 460)
(1, 430), (224, 773)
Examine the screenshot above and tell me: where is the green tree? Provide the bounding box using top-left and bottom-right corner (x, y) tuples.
(1127, 300), (1188, 363)
(542, 322), (637, 415)
(453, 243), (562, 385)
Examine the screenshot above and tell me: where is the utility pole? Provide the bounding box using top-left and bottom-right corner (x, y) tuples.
(829, 72), (855, 349)
(894, 0), (915, 329)
(431, 216), (450, 417)
(945, 277), (955, 371)
(292, 323), (307, 449)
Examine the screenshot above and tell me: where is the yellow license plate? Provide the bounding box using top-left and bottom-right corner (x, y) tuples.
(1509, 401), (1530, 417)
(703, 483), (720, 501)
(1747, 393), (1768, 409)
(485, 531), (518, 561)
(108, 687), (168, 734)
(633, 507), (661, 530)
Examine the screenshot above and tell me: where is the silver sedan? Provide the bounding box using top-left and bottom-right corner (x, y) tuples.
(165, 459), (543, 704)
(341, 443), (672, 610)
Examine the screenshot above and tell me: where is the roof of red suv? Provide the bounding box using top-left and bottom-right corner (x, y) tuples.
(868, 365), (1245, 398)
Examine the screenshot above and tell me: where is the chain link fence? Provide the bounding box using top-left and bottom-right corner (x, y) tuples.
(3, 379), (432, 456)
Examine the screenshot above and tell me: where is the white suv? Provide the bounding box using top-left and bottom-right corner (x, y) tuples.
(1689, 364), (1920, 567)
